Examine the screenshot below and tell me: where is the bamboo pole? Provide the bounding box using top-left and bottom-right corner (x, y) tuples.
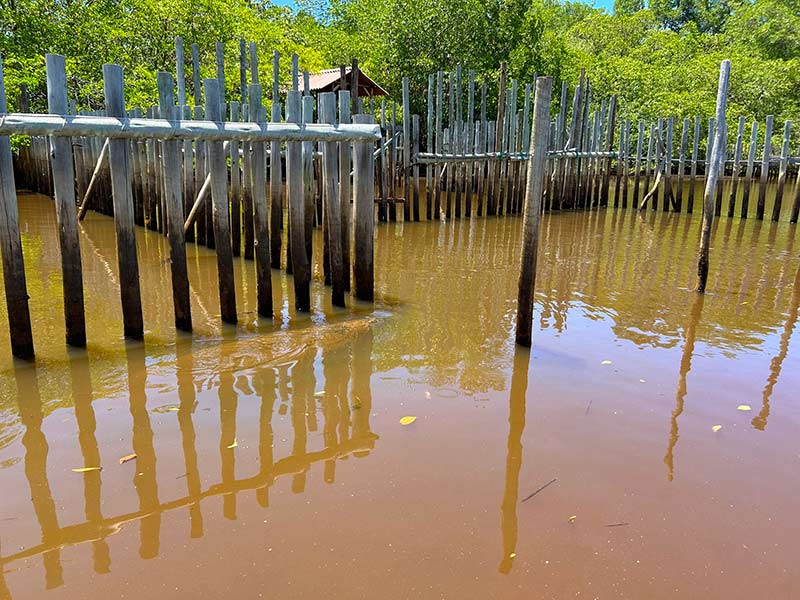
(697, 60), (730, 294)
(0, 54), (34, 359)
(157, 71), (192, 331)
(515, 76), (552, 347)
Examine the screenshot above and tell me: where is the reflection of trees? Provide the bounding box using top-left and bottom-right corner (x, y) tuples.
(1, 326), (377, 598)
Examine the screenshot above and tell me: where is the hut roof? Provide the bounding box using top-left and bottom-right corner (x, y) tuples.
(307, 67), (388, 97)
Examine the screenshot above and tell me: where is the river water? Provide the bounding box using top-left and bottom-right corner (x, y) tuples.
(1, 193), (799, 599)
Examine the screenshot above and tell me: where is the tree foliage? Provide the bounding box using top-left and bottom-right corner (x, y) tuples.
(0, 0), (797, 126)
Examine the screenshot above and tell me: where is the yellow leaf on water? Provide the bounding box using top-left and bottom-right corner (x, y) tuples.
(314, 391), (326, 397)
(568, 515), (577, 523)
(227, 439), (238, 449)
(167, 407), (180, 412)
(118, 453), (137, 465)
(601, 360), (612, 365)
(509, 553), (516, 558)
(712, 425), (722, 432)
(72, 467), (102, 473)
(399, 416), (417, 426)
(737, 405), (752, 411)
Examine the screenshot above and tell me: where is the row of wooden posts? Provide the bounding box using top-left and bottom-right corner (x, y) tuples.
(0, 50), (380, 360)
(2, 42), (798, 359)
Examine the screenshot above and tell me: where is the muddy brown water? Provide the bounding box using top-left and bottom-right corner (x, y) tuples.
(1, 192), (799, 599)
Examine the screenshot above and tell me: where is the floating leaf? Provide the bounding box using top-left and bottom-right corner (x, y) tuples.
(425, 391), (432, 399)
(639, 379), (646, 383)
(399, 416), (417, 426)
(227, 439), (238, 449)
(601, 360), (612, 365)
(118, 453), (137, 465)
(314, 391), (326, 397)
(568, 515), (577, 523)
(167, 407), (180, 412)
(509, 553), (516, 558)
(72, 467), (102, 473)
(737, 405), (752, 411)
(712, 425), (722, 432)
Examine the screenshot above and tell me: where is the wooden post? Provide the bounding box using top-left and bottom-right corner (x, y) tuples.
(771, 120), (791, 222)
(632, 121), (644, 206)
(491, 62), (508, 216)
(465, 70), (476, 217)
(688, 116), (700, 213)
(676, 118), (689, 213)
(286, 88), (310, 310)
(0, 54), (35, 358)
(402, 77), (411, 221)
(412, 114), (421, 223)
(350, 58), (360, 114)
(426, 73), (434, 220)
(270, 50), (282, 269)
(663, 117), (674, 211)
(182, 105), (195, 242)
(175, 37), (186, 107)
(756, 114), (773, 220)
(191, 43), (201, 107)
(353, 114), (375, 301)
(230, 101), (241, 256)
(697, 60), (730, 294)
(302, 93), (315, 271)
(204, 79), (238, 323)
(791, 163), (800, 224)
(249, 83), (273, 318)
(339, 90), (352, 291)
(216, 42), (226, 116)
(741, 120), (758, 218)
(103, 64), (144, 339)
(601, 96), (617, 206)
(319, 93), (345, 307)
(515, 77), (552, 347)
(434, 71), (443, 218)
(157, 72), (192, 331)
(727, 116), (745, 217)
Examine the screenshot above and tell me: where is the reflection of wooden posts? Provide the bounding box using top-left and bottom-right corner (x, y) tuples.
(0, 55), (35, 359)
(664, 294), (705, 481)
(126, 344), (161, 559)
(219, 357), (238, 520)
(0, 539), (10, 599)
(322, 344), (343, 483)
(71, 355), (111, 573)
(696, 61), (730, 294)
(256, 367), (277, 507)
(515, 77), (553, 347)
(752, 265), (800, 430)
(15, 366), (64, 589)
(291, 350), (314, 493)
(176, 340), (204, 538)
(351, 330), (374, 458)
(498, 348), (529, 574)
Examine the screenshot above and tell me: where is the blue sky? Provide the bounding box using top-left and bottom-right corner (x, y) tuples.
(274, 0), (616, 13)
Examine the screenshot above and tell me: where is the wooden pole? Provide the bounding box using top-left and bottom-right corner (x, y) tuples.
(175, 37), (186, 107)
(426, 73), (434, 220)
(697, 60), (730, 294)
(46, 54), (87, 347)
(491, 62), (508, 216)
(771, 120), (791, 222)
(204, 79), (238, 323)
(0, 54), (35, 358)
(103, 64), (144, 339)
(157, 72), (192, 331)
(515, 76), (552, 347)
(249, 83), (273, 318)
(688, 116), (700, 213)
(601, 96), (616, 206)
(230, 101), (241, 256)
(632, 120), (644, 206)
(270, 50), (282, 269)
(402, 77), (411, 221)
(339, 90), (352, 290)
(741, 120), (758, 218)
(286, 88), (310, 310)
(353, 114), (375, 301)
(756, 114), (773, 220)
(319, 93), (345, 307)
(191, 44), (201, 107)
(676, 117), (689, 213)
(727, 116), (745, 217)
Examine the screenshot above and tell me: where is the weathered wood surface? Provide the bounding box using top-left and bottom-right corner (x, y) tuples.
(353, 114), (375, 302)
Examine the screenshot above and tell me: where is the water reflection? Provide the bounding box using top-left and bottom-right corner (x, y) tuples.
(498, 347), (529, 574)
(0, 328), (378, 597)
